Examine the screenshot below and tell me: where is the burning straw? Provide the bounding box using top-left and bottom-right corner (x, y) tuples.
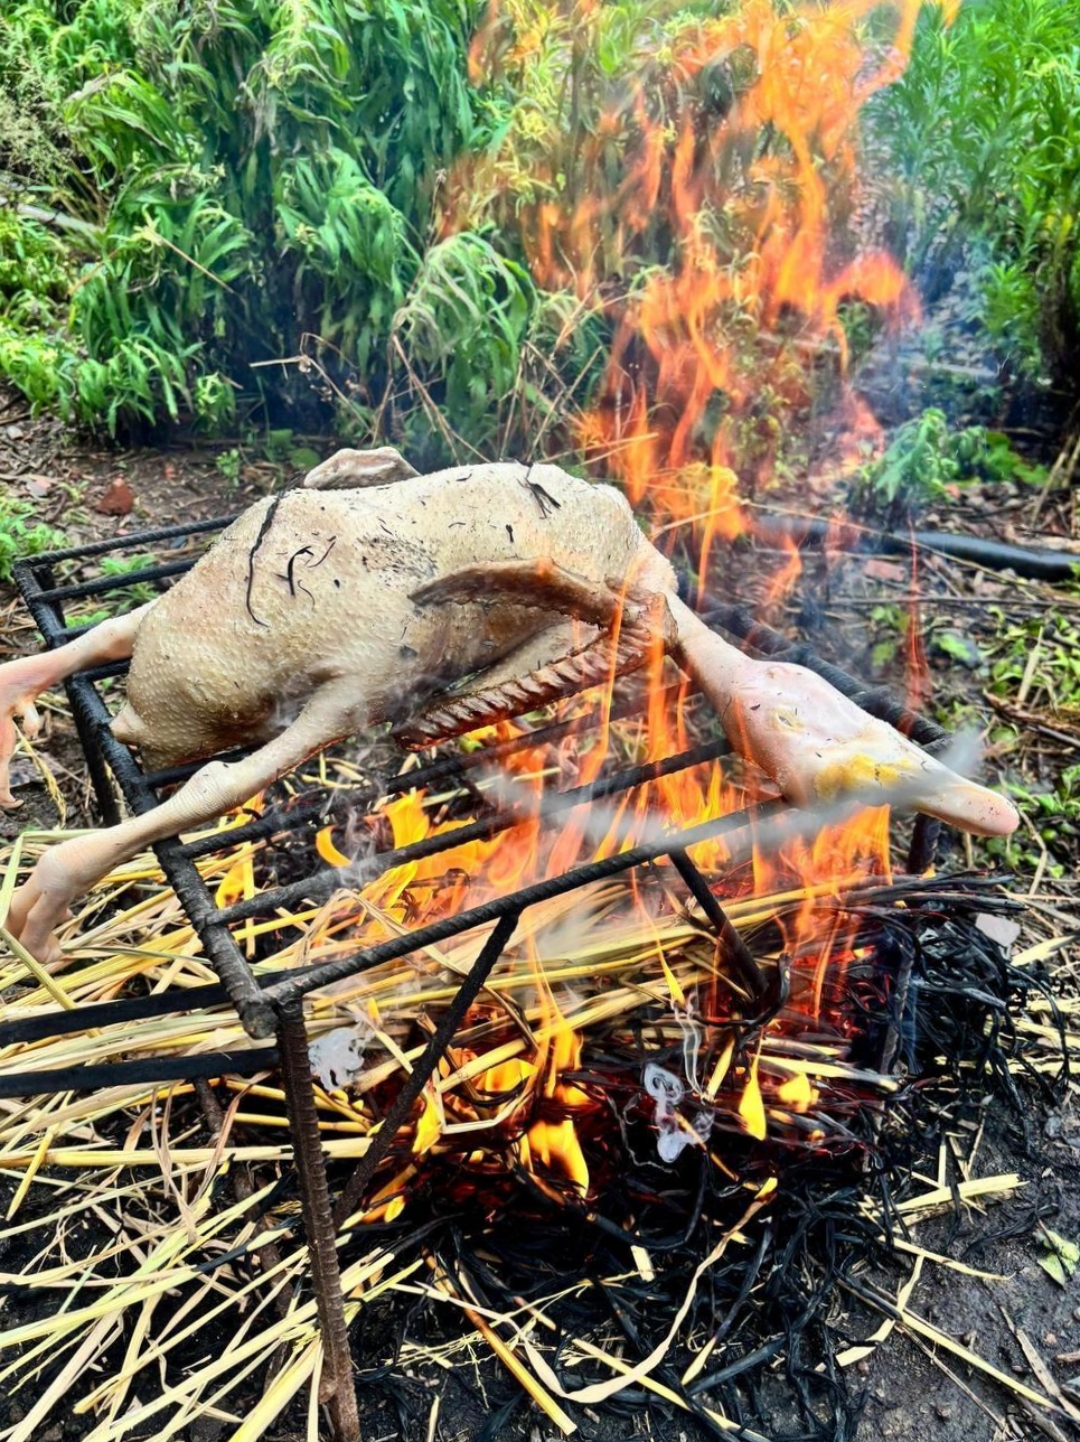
(0, 725), (1070, 1439)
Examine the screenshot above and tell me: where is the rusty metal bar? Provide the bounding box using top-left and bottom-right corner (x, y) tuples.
(277, 999), (362, 1442)
(668, 847), (766, 998)
(332, 911), (520, 1227)
(256, 799), (796, 1022)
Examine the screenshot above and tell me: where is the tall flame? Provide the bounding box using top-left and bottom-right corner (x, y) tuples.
(454, 0), (940, 530)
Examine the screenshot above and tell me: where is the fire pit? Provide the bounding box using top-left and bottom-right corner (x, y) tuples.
(0, 516), (1037, 1441)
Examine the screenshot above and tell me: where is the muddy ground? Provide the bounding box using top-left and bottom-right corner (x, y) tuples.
(0, 381), (1078, 1442)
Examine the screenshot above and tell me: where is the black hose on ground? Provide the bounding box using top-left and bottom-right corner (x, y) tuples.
(750, 513), (1080, 582)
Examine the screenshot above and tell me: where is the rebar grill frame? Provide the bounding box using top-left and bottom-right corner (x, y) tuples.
(6, 514), (955, 1440)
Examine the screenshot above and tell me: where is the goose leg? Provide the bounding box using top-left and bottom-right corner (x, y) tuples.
(6, 679), (361, 963)
(667, 595), (1019, 837)
(0, 604), (154, 808)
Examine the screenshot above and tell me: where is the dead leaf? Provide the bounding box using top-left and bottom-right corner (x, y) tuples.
(863, 558), (907, 583)
(93, 478), (135, 516)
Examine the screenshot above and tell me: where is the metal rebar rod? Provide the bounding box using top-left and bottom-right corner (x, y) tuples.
(3, 874), (971, 1049)
(906, 816), (941, 874)
(31, 557), (197, 604)
(178, 681), (699, 860)
(66, 669), (275, 1036)
(0, 1045), (279, 1100)
(332, 911), (519, 1228)
(668, 847), (765, 998)
(878, 944), (917, 1078)
(276, 999), (362, 1442)
(11, 514), (233, 570)
(156, 677), (698, 798)
(214, 734), (732, 928)
(256, 799), (796, 1025)
(14, 564), (125, 826)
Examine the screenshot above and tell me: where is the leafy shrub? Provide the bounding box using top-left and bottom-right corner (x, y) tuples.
(0, 0), (926, 473)
(0, 497), (63, 582)
(865, 0), (1080, 382)
(391, 233), (534, 461)
(0, 0), (489, 435)
(849, 407), (1047, 525)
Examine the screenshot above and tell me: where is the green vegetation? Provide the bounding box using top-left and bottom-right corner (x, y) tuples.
(0, 495), (63, 582)
(849, 408), (1046, 526)
(75, 552), (161, 626)
(867, 0), (1080, 383)
(1038, 1225), (1080, 1288)
(0, 1), (930, 455)
(0, 0), (1077, 463)
(980, 610), (1080, 873)
(0, 0), (509, 450)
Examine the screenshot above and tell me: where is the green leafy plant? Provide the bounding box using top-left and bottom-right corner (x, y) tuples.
(0, 0), (936, 485)
(850, 408), (1046, 525)
(987, 611), (1080, 718)
(1038, 1225), (1079, 1288)
(74, 552), (160, 625)
(0, 496), (64, 583)
(981, 610), (1080, 872)
(98, 552), (159, 602)
(866, 0), (1080, 383)
(849, 408), (958, 524)
(215, 447), (242, 485)
(868, 602), (908, 673)
(0, 0), (487, 435)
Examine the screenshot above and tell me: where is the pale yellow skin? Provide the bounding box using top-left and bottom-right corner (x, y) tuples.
(0, 451), (1019, 964)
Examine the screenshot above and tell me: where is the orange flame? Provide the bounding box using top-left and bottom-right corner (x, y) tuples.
(453, 0), (937, 534)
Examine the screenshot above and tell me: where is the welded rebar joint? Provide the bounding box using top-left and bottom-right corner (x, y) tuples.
(276, 997), (362, 1442)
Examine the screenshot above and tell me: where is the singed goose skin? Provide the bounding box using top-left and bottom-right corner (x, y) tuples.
(0, 450), (1018, 964)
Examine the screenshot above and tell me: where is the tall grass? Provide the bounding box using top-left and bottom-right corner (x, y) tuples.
(866, 0), (1080, 382)
(0, 0), (905, 460)
(0, 0), (512, 450)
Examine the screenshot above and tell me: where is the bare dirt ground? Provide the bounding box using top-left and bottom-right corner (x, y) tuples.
(0, 381), (1078, 1442)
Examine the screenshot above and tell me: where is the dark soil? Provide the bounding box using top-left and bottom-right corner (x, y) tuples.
(1, 382), (1078, 1442)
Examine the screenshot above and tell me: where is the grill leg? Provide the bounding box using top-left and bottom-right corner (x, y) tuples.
(277, 999), (362, 1442)
(907, 814), (940, 874)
